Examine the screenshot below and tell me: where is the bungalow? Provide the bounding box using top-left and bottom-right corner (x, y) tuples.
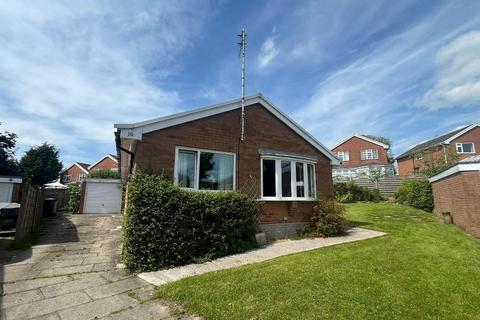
(397, 124), (480, 176)
(114, 93), (340, 239)
(331, 134), (392, 178)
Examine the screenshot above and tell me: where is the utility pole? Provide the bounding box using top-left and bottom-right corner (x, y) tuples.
(238, 28), (247, 141)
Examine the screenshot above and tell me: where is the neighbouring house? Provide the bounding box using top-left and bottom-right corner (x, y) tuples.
(114, 93), (340, 239)
(331, 134), (393, 178)
(429, 155), (480, 238)
(396, 124), (480, 176)
(88, 154), (119, 172)
(0, 176), (22, 203)
(60, 163), (90, 184)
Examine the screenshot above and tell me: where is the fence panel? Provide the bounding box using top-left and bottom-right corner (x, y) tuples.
(15, 184), (44, 242)
(334, 176), (426, 194)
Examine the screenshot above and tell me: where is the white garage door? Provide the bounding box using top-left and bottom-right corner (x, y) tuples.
(83, 180), (122, 214)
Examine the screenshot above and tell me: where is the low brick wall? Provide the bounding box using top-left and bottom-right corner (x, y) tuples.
(258, 222), (308, 240)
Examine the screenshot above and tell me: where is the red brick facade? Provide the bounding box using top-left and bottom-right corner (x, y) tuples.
(89, 157), (118, 171)
(431, 171), (480, 238)
(60, 165), (88, 184)
(132, 103), (333, 224)
(397, 127), (480, 176)
(332, 136), (389, 167)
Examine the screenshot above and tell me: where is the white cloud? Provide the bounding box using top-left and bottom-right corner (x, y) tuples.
(419, 31), (480, 109)
(257, 36), (278, 69)
(0, 1), (210, 162)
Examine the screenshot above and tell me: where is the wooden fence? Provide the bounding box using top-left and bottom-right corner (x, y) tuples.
(15, 184), (45, 243)
(333, 176), (426, 195)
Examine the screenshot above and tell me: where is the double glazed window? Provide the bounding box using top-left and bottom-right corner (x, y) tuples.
(262, 158), (316, 200)
(175, 147), (235, 191)
(337, 151), (350, 161)
(361, 149), (379, 160)
(63, 175), (71, 183)
(77, 174), (85, 183)
(456, 143), (475, 154)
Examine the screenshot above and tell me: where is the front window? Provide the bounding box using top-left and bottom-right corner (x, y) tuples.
(261, 158), (316, 200)
(77, 174), (85, 182)
(175, 147), (235, 191)
(63, 175), (71, 183)
(456, 143), (475, 154)
(337, 151), (350, 161)
(361, 149), (379, 160)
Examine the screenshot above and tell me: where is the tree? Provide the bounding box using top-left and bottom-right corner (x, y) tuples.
(0, 122), (19, 175)
(416, 146), (459, 177)
(20, 143), (63, 186)
(364, 166), (385, 189)
(363, 134), (394, 163)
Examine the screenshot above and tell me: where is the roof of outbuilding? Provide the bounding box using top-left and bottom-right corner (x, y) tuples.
(396, 125), (471, 159)
(459, 155), (480, 164)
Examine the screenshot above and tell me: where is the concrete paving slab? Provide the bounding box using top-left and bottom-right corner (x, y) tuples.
(2, 276), (72, 294)
(57, 294), (136, 320)
(41, 273), (108, 298)
(139, 227), (386, 287)
(0, 288), (44, 308)
(84, 277), (145, 300)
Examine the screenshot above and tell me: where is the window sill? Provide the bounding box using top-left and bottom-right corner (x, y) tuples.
(258, 198), (317, 202)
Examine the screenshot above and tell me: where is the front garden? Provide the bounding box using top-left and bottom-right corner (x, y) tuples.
(156, 202), (480, 319)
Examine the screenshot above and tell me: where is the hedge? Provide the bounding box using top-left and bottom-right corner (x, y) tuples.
(122, 172), (259, 273)
(395, 179), (433, 212)
(334, 181), (384, 203)
(89, 169), (119, 179)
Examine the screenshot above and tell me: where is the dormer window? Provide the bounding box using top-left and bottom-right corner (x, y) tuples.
(361, 149), (379, 160)
(337, 151), (350, 161)
(456, 143), (475, 154)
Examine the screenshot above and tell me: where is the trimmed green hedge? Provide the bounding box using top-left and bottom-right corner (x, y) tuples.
(395, 179), (433, 212)
(122, 172), (259, 273)
(89, 169), (119, 179)
(334, 181), (384, 203)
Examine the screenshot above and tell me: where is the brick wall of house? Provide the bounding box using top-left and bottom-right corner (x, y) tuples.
(60, 165), (87, 184)
(133, 103), (333, 224)
(89, 157), (118, 171)
(332, 136), (389, 167)
(397, 127), (480, 176)
(431, 171), (480, 237)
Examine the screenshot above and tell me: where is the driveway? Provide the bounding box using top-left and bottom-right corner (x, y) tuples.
(0, 213), (196, 320)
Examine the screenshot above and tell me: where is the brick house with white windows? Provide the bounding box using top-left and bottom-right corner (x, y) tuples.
(114, 93), (340, 239)
(88, 154), (118, 172)
(330, 134), (393, 178)
(60, 155), (119, 185)
(396, 124), (480, 176)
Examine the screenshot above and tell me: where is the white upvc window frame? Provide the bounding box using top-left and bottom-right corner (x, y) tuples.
(361, 149), (379, 160)
(77, 174), (86, 183)
(63, 175), (71, 183)
(456, 142), (475, 154)
(260, 157), (317, 201)
(173, 146), (236, 191)
(337, 151), (350, 161)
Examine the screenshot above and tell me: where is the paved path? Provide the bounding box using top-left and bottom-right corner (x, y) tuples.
(140, 227), (386, 286)
(0, 214), (196, 320)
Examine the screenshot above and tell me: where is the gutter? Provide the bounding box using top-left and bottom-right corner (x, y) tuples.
(115, 130), (135, 175)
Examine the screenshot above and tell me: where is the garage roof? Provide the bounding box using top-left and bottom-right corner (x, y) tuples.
(429, 155), (480, 183)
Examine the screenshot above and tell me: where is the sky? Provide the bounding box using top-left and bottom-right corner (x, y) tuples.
(1, 0), (480, 167)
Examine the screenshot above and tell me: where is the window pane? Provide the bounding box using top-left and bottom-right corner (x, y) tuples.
(296, 162), (305, 197)
(281, 160), (292, 197)
(178, 150), (196, 188)
(462, 143), (473, 153)
(307, 164), (315, 198)
(457, 144), (462, 152)
(199, 152), (234, 190)
(262, 159), (276, 197)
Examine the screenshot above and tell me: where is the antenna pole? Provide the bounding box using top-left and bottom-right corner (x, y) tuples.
(238, 28), (247, 141)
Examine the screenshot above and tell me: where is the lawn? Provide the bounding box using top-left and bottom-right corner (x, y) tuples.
(157, 203), (480, 319)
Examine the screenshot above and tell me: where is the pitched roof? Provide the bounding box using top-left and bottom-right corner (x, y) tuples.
(61, 162), (90, 174)
(114, 93), (340, 165)
(396, 125), (475, 159)
(459, 155), (480, 164)
(88, 154), (119, 170)
(331, 134), (390, 150)
(429, 155), (480, 183)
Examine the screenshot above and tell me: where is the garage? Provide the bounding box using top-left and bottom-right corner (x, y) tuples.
(81, 179), (122, 214)
(429, 155), (480, 238)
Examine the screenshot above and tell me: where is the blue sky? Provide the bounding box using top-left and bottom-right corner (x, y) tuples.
(1, 0), (480, 166)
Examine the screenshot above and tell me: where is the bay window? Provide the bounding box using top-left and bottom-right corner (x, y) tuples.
(175, 147), (235, 191)
(261, 158), (316, 200)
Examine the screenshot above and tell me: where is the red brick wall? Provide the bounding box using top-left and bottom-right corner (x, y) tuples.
(133, 103), (333, 223)
(332, 136), (389, 167)
(397, 127), (480, 176)
(432, 171), (480, 237)
(89, 157), (118, 171)
(60, 165), (87, 184)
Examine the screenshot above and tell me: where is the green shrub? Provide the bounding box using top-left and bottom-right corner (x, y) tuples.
(89, 169), (119, 179)
(303, 200), (347, 237)
(67, 183), (81, 213)
(395, 179), (433, 212)
(334, 181), (384, 203)
(122, 172), (259, 273)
